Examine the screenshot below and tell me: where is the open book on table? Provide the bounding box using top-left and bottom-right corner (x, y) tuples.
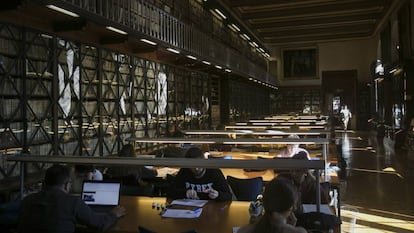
(170, 199), (208, 207)
(302, 204), (334, 215)
(161, 199), (207, 218)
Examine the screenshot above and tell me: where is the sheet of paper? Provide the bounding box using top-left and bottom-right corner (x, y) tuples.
(302, 204), (333, 215)
(161, 208), (202, 218)
(170, 199), (208, 207)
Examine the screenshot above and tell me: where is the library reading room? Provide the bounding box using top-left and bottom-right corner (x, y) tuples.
(0, 1), (414, 233)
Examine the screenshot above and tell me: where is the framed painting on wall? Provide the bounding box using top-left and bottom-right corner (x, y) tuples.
(282, 47), (318, 79)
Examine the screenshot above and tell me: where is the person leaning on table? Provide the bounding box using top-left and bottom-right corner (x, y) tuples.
(105, 143), (158, 185)
(18, 164), (126, 233)
(70, 164), (103, 194)
(276, 134), (310, 159)
(277, 151), (331, 212)
(167, 147), (233, 201)
(238, 178), (307, 233)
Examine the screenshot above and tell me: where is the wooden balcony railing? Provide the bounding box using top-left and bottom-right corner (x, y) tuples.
(56, 0), (277, 86)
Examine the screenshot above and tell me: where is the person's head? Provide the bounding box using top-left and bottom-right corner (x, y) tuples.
(74, 164), (93, 173)
(73, 164), (95, 181)
(119, 144), (136, 157)
(286, 134), (300, 154)
(185, 147), (206, 178)
(44, 165), (72, 192)
(290, 151), (310, 184)
(263, 178), (298, 217)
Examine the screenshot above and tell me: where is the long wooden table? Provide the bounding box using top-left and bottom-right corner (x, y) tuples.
(237, 121), (327, 126)
(156, 166), (276, 182)
(126, 138), (330, 181)
(80, 196), (339, 233)
(9, 155), (340, 231)
(264, 115), (328, 120)
(249, 119), (326, 123)
(126, 137), (329, 145)
(181, 129), (330, 137)
(8, 155), (325, 197)
(84, 196), (251, 233)
(156, 166), (337, 184)
(225, 125), (327, 130)
(221, 168), (275, 181)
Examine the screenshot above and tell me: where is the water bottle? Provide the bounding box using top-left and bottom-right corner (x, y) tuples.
(248, 194), (263, 218)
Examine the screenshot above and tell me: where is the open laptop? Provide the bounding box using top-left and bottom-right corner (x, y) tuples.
(81, 180), (121, 213)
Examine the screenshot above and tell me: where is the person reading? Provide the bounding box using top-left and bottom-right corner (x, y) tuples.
(276, 134), (310, 159)
(167, 147), (232, 201)
(277, 152), (340, 231)
(237, 178), (307, 233)
(105, 144), (158, 185)
(277, 151), (331, 213)
(70, 164), (103, 194)
(18, 164), (125, 233)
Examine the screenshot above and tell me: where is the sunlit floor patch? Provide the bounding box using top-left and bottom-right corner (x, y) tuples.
(349, 168), (403, 178)
(382, 167), (396, 172)
(349, 147), (376, 153)
(341, 206), (414, 233)
(351, 213), (414, 232)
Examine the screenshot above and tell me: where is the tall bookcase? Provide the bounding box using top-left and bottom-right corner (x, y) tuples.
(0, 22), (212, 161)
(274, 87), (321, 114)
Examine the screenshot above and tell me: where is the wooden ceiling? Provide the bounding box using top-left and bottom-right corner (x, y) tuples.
(217, 0), (398, 47)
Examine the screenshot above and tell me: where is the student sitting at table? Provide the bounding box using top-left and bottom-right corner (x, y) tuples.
(18, 164), (125, 233)
(105, 144), (158, 185)
(278, 152), (340, 231)
(237, 178), (307, 233)
(276, 134), (310, 159)
(167, 147), (232, 201)
(70, 164), (103, 194)
(277, 151), (331, 213)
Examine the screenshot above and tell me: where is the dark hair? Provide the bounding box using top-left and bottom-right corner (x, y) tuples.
(292, 151), (309, 160)
(263, 178), (297, 213)
(74, 164), (94, 173)
(44, 165), (71, 187)
(250, 178), (298, 233)
(185, 147), (203, 159)
(274, 151), (309, 174)
(119, 144), (135, 157)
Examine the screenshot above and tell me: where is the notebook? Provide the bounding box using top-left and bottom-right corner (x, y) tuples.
(302, 204), (333, 215)
(81, 180), (121, 213)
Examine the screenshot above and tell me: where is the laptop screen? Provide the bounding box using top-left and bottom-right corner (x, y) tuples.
(81, 181), (121, 206)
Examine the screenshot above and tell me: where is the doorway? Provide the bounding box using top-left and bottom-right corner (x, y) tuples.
(322, 70), (358, 130)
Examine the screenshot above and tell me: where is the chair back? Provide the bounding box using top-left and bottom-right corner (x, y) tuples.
(226, 176), (263, 201)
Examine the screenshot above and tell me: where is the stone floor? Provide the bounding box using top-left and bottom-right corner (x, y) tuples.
(336, 130), (414, 233)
